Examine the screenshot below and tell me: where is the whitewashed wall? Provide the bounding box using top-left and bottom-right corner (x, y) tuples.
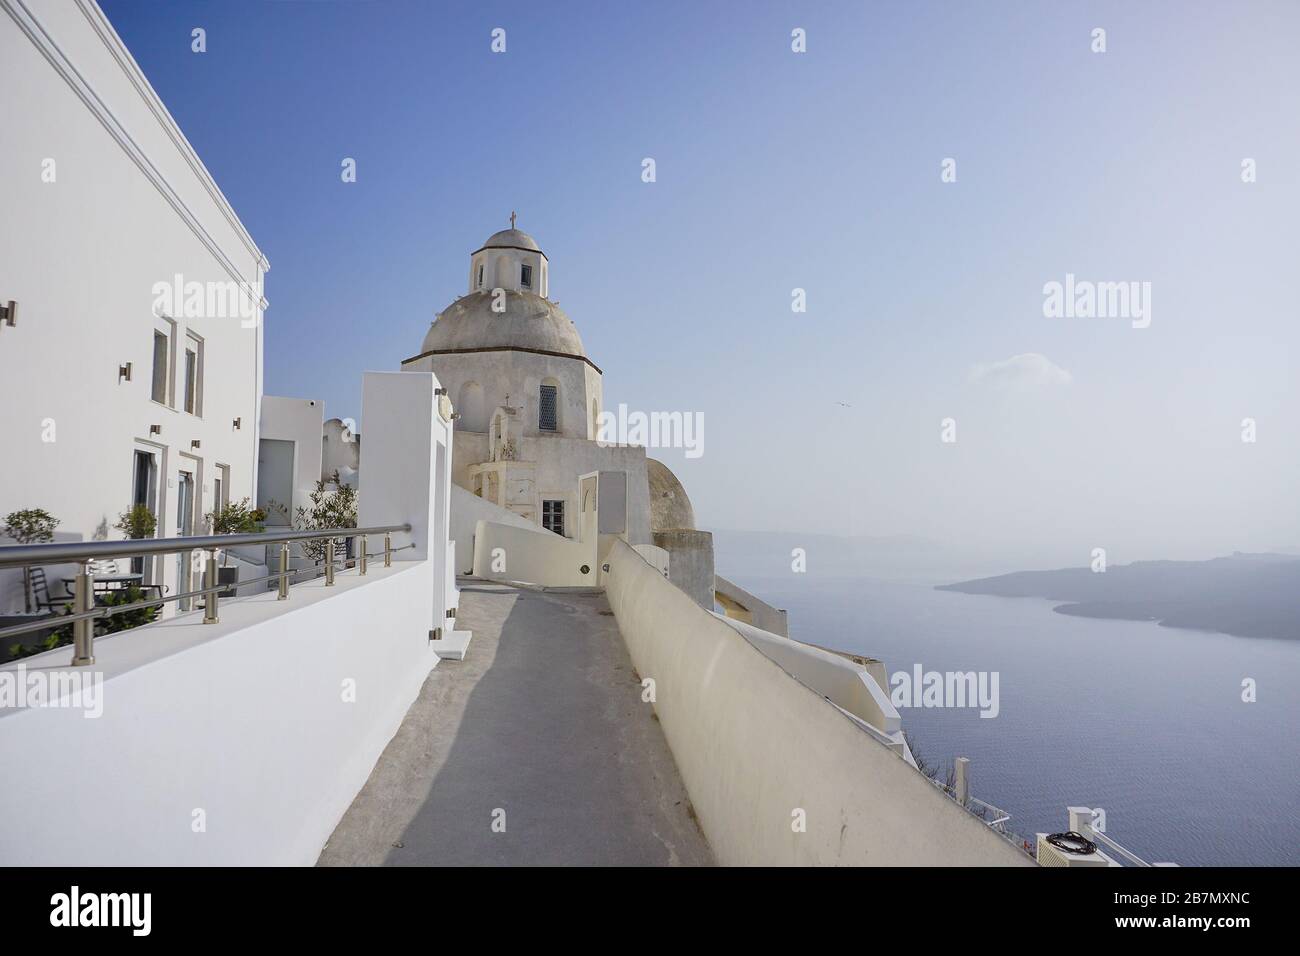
(258, 395), (325, 522)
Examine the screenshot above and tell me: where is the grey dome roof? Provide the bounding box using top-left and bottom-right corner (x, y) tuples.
(421, 290), (585, 357)
(647, 459), (696, 531)
(478, 228), (543, 255)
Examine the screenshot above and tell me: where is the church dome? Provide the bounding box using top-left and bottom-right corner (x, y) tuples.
(420, 290), (585, 358)
(476, 228), (544, 255)
(647, 459), (697, 531)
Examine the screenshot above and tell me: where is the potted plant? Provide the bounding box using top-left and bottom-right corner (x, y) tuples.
(114, 504), (158, 579)
(114, 504), (157, 541)
(204, 497), (266, 592)
(292, 473), (358, 567)
(2, 509), (60, 613)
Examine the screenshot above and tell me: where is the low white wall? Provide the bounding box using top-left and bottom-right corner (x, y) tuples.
(631, 544), (670, 578)
(471, 519), (598, 588)
(715, 614), (901, 741)
(604, 540), (1033, 867)
(0, 561), (437, 866)
(450, 483), (536, 574)
(715, 573), (789, 637)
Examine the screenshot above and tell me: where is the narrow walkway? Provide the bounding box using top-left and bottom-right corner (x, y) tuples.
(318, 581), (713, 866)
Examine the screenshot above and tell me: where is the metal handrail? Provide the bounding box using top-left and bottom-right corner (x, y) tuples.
(0, 524), (410, 568)
(1091, 829), (1151, 867)
(0, 525), (413, 667)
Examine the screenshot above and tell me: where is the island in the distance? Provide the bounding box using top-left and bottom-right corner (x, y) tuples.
(938, 552), (1300, 641)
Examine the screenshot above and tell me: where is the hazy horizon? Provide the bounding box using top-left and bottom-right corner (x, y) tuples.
(102, 0), (1300, 570)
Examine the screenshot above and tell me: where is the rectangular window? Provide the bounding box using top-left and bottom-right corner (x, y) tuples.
(183, 332), (203, 415)
(539, 384), (558, 431)
(477, 264), (484, 288)
(521, 264), (533, 289)
(541, 499), (565, 536)
(151, 330), (169, 403)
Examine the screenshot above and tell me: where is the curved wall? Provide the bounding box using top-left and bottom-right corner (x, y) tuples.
(603, 540), (1035, 867)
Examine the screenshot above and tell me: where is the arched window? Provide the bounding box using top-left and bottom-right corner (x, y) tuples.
(539, 379), (559, 432)
(457, 381), (486, 431)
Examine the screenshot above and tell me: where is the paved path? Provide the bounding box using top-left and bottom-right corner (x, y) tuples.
(318, 582), (713, 866)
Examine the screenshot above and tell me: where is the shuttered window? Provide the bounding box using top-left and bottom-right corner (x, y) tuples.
(539, 384), (558, 431)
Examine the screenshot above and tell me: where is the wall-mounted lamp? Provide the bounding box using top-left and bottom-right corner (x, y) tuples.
(191, 440), (201, 449)
(232, 417), (242, 430)
(150, 424), (162, 435)
(118, 362), (132, 383)
(0, 300), (15, 327)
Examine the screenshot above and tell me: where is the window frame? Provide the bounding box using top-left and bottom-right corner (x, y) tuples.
(541, 499), (565, 536)
(183, 330), (204, 416)
(538, 383), (558, 431)
(521, 263), (533, 289)
(151, 318), (177, 407)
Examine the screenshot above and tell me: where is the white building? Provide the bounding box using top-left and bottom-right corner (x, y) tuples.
(0, 1), (268, 614)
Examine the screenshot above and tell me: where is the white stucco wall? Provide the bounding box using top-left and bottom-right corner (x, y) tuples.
(0, 563), (437, 865)
(450, 483), (536, 574)
(449, 430), (652, 545)
(603, 540), (1035, 867)
(258, 396), (325, 523)
(471, 518), (599, 587)
(468, 246), (548, 297)
(358, 370), (455, 631)
(0, 0), (266, 611)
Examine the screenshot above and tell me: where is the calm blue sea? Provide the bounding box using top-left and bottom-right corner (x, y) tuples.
(736, 574), (1300, 867)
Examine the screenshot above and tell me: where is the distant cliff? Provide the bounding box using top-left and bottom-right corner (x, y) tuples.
(938, 552), (1300, 641)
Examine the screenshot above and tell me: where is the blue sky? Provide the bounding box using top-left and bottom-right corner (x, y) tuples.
(101, 1), (1300, 566)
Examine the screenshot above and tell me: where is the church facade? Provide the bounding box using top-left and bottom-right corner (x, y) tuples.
(401, 223), (714, 604)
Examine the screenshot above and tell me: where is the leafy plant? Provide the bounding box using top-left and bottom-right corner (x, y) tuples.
(3, 509), (59, 545)
(115, 504), (157, 540)
(8, 585), (159, 660)
(205, 497), (266, 567)
(205, 497), (266, 536)
(290, 472), (357, 563)
(3, 508), (60, 613)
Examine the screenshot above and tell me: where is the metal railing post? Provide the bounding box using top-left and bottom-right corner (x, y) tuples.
(384, 533), (392, 567)
(359, 534), (367, 575)
(325, 539), (336, 586)
(71, 561), (95, 666)
(203, 549), (220, 624)
(277, 543), (290, 600)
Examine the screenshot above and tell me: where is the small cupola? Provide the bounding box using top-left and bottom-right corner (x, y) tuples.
(467, 213), (549, 297)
